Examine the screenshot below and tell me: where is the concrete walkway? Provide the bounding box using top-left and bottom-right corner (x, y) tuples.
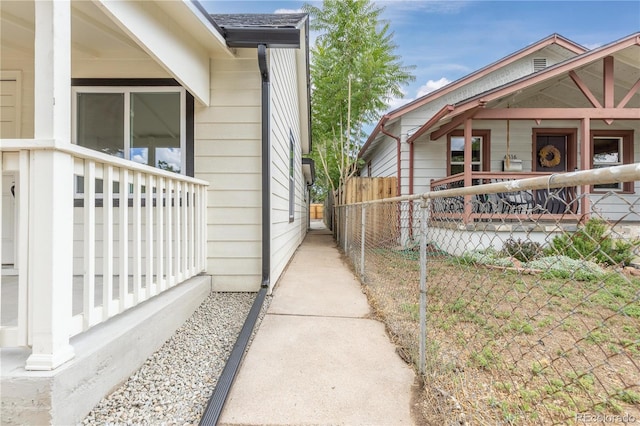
(219, 220), (417, 425)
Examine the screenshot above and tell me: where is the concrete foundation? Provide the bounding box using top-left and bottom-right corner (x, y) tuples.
(1, 274), (211, 425)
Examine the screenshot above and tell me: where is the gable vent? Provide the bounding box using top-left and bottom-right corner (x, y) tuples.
(533, 58), (547, 72)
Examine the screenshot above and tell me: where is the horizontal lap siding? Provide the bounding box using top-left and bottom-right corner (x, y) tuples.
(1, 48), (34, 138)
(413, 138), (446, 195)
(369, 136), (399, 177)
(269, 49), (307, 289)
(196, 50), (262, 291)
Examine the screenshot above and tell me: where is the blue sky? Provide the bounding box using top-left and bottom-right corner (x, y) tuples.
(202, 1), (640, 111)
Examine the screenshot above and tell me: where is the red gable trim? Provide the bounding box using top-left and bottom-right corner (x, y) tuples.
(359, 33), (586, 157)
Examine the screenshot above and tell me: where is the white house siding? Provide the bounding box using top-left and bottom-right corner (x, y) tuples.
(365, 122), (401, 179)
(1, 47), (34, 138)
(195, 49), (263, 292)
(412, 136), (446, 195)
(269, 48), (307, 289)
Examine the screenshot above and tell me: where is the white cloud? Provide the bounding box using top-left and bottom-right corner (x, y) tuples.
(416, 77), (451, 97)
(583, 43), (602, 50)
(382, 77), (452, 114)
(274, 8), (304, 14)
(385, 95), (409, 112)
(131, 148), (148, 165)
(156, 147), (182, 172)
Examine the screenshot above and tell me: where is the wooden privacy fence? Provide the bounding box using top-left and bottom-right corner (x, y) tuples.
(338, 177), (399, 246)
(343, 177), (397, 203)
(310, 203), (324, 220)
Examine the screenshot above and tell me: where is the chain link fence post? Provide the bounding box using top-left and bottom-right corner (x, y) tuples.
(344, 206), (348, 253)
(419, 199), (428, 376)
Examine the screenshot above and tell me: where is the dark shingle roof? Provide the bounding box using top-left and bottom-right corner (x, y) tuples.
(211, 13), (307, 29)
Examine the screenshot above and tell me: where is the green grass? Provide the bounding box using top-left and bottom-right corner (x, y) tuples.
(508, 318), (534, 335)
(470, 346), (501, 370)
(612, 389), (640, 404)
(362, 244), (640, 425)
(400, 303), (419, 321)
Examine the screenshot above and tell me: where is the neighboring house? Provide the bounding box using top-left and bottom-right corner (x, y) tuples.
(359, 33), (640, 226)
(0, 1), (313, 424)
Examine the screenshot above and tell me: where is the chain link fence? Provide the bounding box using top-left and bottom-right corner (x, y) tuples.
(336, 164), (640, 425)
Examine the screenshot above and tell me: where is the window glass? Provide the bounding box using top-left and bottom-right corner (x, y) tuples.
(131, 92), (181, 172)
(76, 93), (125, 157)
(74, 88), (183, 174)
(450, 136), (482, 175)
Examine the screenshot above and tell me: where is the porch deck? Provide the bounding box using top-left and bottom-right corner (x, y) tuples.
(1, 274), (211, 426)
(1, 141), (209, 373)
(430, 171), (582, 223)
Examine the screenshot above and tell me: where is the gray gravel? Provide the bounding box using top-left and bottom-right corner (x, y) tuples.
(81, 291), (270, 425)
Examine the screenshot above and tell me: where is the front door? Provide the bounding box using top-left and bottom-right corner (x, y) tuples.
(535, 135), (567, 173)
(533, 132), (578, 213)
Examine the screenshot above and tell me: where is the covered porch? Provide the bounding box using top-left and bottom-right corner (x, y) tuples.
(429, 171), (580, 223)
(1, 1), (218, 422)
(415, 34), (639, 225)
(0, 0), (221, 371)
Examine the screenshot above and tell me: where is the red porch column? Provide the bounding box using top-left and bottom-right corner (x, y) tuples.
(580, 118), (592, 219)
(463, 118), (473, 224)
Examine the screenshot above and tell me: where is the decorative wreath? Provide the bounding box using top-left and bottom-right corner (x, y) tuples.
(539, 144), (561, 168)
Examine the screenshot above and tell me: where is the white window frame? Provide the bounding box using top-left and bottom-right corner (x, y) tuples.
(593, 136), (623, 191)
(289, 130), (295, 223)
(450, 135), (483, 175)
(71, 86), (187, 174)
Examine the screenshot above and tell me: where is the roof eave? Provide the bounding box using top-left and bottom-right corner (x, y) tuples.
(302, 157), (316, 186)
(448, 32), (640, 120)
(361, 33), (587, 156)
(223, 27), (301, 48)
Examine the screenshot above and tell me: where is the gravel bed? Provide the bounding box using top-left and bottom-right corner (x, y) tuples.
(82, 291), (271, 425)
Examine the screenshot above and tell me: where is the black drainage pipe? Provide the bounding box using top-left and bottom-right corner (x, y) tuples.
(199, 44), (271, 425)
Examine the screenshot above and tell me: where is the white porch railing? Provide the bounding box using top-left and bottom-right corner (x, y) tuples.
(0, 140), (208, 368)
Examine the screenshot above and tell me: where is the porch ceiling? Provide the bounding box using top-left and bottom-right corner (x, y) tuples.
(490, 45), (640, 110)
(1, 1), (147, 59)
(1, 1), (231, 103)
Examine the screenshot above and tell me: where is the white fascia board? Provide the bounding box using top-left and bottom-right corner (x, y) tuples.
(95, 0), (211, 105)
(165, 1), (234, 58)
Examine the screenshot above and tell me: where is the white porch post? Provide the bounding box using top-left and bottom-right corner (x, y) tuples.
(25, 0), (75, 370)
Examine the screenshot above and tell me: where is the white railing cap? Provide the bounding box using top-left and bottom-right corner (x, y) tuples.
(1, 139), (209, 186)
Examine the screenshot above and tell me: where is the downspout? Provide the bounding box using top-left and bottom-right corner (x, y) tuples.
(258, 43), (270, 289)
(409, 142), (414, 196)
(380, 124), (402, 196)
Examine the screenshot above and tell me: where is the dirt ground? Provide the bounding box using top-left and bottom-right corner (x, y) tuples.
(359, 247), (640, 425)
